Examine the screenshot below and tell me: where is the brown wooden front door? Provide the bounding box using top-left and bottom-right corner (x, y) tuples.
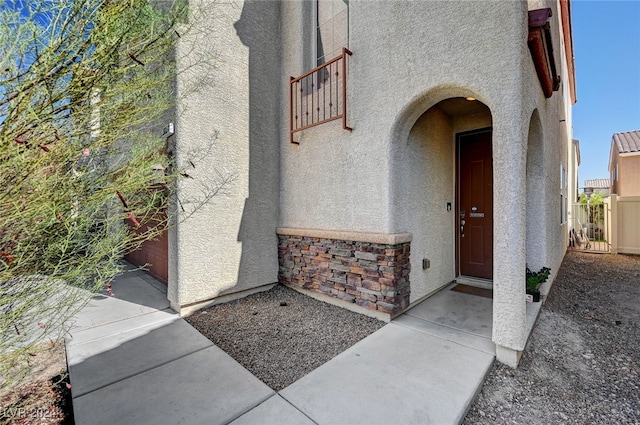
(124, 213), (169, 284)
(457, 129), (493, 279)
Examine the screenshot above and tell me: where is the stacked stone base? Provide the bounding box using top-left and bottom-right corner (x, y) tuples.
(277, 229), (411, 317)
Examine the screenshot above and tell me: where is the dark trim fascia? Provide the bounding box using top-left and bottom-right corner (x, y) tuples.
(528, 8), (561, 99)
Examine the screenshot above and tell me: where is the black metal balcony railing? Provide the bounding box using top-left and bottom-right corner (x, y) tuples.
(290, 48), (352, 144)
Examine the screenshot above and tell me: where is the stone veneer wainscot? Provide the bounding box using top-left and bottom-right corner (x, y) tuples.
(277, 228), (411, 318)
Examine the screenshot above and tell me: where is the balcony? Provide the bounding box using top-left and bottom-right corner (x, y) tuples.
(289, 48), (352, 144)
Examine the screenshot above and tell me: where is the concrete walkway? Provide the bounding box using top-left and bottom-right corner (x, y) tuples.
(66, 272), (498, 425)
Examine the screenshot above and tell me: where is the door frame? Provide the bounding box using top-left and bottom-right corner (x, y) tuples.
(455, 127), (493, 280)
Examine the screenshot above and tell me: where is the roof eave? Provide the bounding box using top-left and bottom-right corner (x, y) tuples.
(560, 0), (577, 104)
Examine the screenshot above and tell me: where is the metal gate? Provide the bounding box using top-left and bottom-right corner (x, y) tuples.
(569, 201), (610, 253)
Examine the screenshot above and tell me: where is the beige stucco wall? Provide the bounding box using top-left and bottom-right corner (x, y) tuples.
(279, 0), (573, 364)
(618, 155), (640, 196)
(568, 140), (580, 207)
(281, 0), (533, 355)
(610, 148), (620, 195)
(168, 0), (280, 312)
(395, 107), (455, 301)
(520, 0), (571, 296)
(280, 1), (529, 235)
(165, 0), (574, 365)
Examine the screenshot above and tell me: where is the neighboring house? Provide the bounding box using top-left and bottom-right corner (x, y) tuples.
(127, 0), (578, 368)
(570, 139), (581, 202)
(566, 138), (580, 238)
(609, 130), (640, 196)
(583, 178), (610, 197)
(607, 130), (640, 255)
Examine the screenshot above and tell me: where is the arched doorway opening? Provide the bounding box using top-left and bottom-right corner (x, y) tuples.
(525, 109), (546, 271)
(393, 95), (493, 302)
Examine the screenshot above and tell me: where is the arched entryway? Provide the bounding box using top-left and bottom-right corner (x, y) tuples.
(392, 94), (493, 303)
(525, 109), (546, 272)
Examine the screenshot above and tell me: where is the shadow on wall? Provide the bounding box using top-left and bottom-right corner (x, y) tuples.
(228, 0), (281, 294)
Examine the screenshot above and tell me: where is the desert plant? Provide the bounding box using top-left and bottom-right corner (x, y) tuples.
(0, 0), (225, 387)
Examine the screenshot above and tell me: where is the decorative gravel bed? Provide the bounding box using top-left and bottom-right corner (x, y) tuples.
(185, 251), (640, 422)
(464, 251), (640, 424)
(185, 284), (385, 391)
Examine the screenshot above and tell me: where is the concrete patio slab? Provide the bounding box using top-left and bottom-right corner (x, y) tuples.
(66, 309), (178, 346)
(68, 268), (503, 425)
(121, 263), (169, 294)
(73, 345), (274, 425)
(404, 285), (493, 338)
(230, 395), (316, 425)
(106, 272), (170, 309)
(67, 318), (213, 397)
(393, 314), (495, 355)
(280, 323), (494, 425)
(66, 274), (170, 332)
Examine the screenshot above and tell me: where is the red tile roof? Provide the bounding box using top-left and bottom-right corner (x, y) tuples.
(613, 130), (640, 153)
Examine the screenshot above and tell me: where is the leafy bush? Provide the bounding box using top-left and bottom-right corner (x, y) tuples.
(0, 0), (223, 388)
(526, 266), (551, 292)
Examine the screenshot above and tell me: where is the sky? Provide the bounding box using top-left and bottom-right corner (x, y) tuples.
(571, 0), (640, 185)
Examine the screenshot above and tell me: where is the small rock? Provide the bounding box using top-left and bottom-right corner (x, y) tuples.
(280, 301), (287, 306)
(554, 411), (568, 420)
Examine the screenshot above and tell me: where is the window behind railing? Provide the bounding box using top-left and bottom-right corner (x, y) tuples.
(316, 0), (348, 66)
(289, 48), (352, 144)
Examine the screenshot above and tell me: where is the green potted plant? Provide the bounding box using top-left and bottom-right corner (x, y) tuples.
(526, 266), (550, 302)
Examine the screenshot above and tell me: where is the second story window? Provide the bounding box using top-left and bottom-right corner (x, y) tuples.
(290, 0), (352, 143)
(316, 0), (348, 66)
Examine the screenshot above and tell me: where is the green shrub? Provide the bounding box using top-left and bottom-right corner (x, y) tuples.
(526, 266), (551, 292)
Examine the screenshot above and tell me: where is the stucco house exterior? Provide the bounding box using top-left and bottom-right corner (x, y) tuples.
(128, 0), (578, 367)
(609, 130), (640, 196)
(583, 178), (610, 197)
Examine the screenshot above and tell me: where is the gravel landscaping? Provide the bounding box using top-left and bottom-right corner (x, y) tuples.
(185, 285), (385, 391)
(3, 251), (637, 424)
(187, 251), (640, 423)
(464, 251), (640, 424)
(8, 250), (632, 424)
